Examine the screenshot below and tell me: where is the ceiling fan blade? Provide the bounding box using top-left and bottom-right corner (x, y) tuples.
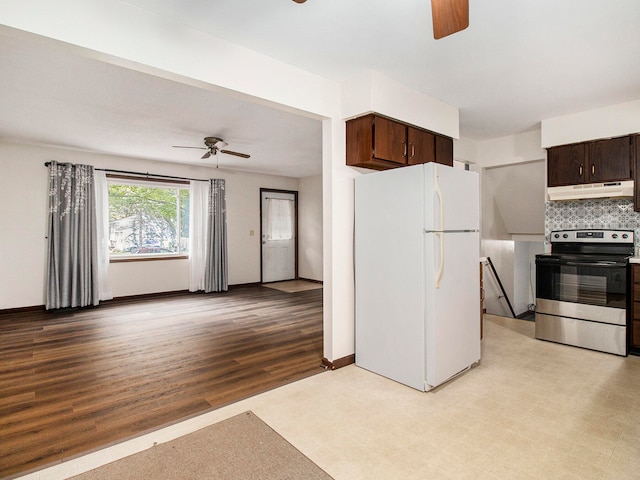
(431, 0), (469, 39)
(201, 151), (211, 159)
(172, 145), (207, 150)
(220, 149), (250, 159)
(292, 0), (307, 3)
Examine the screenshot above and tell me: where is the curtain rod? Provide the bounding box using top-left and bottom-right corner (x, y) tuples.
(43, 162), (209, 183)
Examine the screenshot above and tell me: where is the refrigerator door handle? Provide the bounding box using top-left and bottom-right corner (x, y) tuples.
(434, 165), (444, 231)
(434, 165), (445, 289)
(435, 231), (444, 289)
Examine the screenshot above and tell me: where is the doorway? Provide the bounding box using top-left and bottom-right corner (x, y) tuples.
(261, 189), (298, 283)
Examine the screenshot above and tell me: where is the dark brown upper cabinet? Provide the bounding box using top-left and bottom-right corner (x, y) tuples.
(547, 135), (633, 187)
(371, 115), (407, 166)
(407, 126), (435, 165)
(435, 135), (454, 167)
(590, 136), (632, 183)
(547, 143), (587, 187)
(346, 113), (453, 171)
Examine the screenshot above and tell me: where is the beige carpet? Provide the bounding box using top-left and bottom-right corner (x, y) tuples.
(262, 280), (323, 293)
(70, 412), (333, 480)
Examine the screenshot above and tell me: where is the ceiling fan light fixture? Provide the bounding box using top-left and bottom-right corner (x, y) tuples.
(203, 136), (226, 149)
(174, 136), (250, 159)
(431, 0), (469, 39)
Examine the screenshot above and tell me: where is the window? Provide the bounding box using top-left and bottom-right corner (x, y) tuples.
(107, 176), (189, 259)
(264, 198), (293, 240)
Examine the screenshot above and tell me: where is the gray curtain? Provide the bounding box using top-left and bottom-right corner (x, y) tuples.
(46, 161), (99, 309)
(204, 178), (228, 293)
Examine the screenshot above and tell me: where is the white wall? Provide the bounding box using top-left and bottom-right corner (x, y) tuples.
(342, 71), (459, 139)
(453, 137), (478, 166)
(0, 144), (49, 309)
(542, 99), (640, 147)
(0, 141), (311, 309)
(298, 175), (323, 282)
(322, 116), (357, 361)
(482, 160), (546, 240)
(475, 130), (546, 168)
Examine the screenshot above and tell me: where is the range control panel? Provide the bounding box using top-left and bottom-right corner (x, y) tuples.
(550, 229), (634, 244)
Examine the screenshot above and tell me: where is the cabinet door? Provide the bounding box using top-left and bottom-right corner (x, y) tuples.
(407, 127), (435, 165)
(632, 265), (640, 352)
(589, 136), (632, 183)
(547, 144), (586, 187)
(435, 135), (454, 166)
(373, 116), (407, 165)
(346, 114), (374, 168)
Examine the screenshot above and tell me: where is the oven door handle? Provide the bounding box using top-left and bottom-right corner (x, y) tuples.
(536, 257), (627, 268)
(563, 260), (627, 268)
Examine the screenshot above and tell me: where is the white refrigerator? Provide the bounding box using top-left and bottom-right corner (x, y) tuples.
(354, 163), (480, 391)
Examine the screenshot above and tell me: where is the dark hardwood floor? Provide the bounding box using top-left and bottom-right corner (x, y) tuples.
(0, 285), (324, 479)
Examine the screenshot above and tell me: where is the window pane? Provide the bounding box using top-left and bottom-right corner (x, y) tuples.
(265, 198), (293, 240)
(179, 188), (190, 254)
(108, 182), (189, 257)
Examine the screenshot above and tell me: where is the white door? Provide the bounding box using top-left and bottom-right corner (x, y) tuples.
(261, 190), (296, 283)
(424, 231), (481, 389)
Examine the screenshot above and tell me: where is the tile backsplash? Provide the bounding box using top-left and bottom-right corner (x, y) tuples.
(545, 198), (640, 245)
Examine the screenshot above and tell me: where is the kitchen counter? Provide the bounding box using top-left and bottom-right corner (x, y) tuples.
(629, 256), (640, 264)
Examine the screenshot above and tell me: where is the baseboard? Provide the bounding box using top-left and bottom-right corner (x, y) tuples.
(109, 284), (266, 302)
(0, 283), (263, 315)
(229, 282), (262, 289)
(322, 354), (355, 370)
(110, 290), (192, 302)
(0, 304), (46, 316)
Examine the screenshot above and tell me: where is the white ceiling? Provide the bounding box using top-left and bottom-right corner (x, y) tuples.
(2, 0), (640, 176)
(0, 26), (324, 177)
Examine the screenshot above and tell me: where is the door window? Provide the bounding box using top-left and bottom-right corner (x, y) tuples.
(265, 198), (294, 240)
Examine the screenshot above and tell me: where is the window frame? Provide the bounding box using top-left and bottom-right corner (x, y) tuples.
(106, 174), (190, 263)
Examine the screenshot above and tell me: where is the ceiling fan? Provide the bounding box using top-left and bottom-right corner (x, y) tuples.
(291, 0), (469, 40)
(172, 136), (250, 160)
(430, 0), (469, 39)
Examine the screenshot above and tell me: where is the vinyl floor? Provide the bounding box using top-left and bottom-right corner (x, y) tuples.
(0, 286), (324, 479)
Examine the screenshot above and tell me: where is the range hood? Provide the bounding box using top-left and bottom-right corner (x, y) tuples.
(547, 180), (634, 201)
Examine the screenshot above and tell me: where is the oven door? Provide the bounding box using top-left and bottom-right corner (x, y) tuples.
(536, 255), (627, 311)
(535, 254), (628, 355)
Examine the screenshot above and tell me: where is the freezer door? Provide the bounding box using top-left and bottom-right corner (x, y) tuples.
(424, 231), (481, 389)
(423, 163), (479, 232)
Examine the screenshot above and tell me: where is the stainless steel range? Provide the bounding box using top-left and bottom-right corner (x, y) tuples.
(535, 229), (634, 356)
